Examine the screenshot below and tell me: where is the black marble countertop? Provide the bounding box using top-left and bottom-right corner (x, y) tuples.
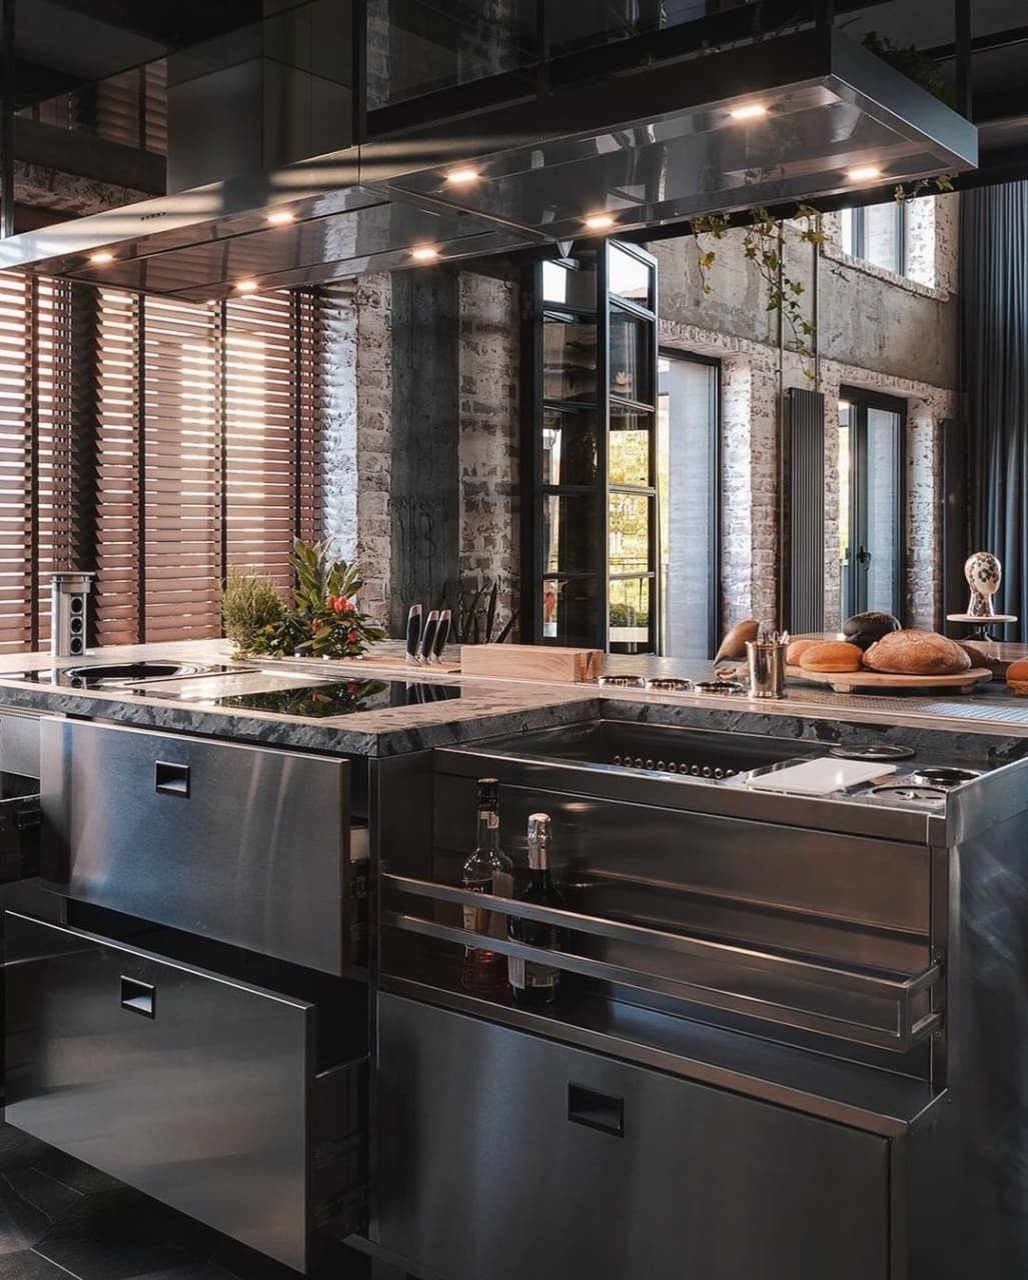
(0, 640), (1027, 758)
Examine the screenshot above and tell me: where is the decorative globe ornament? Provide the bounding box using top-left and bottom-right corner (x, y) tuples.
(964, 551), (1002, 618)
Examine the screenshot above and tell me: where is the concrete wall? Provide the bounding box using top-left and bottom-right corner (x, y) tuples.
(654, 193), (959, 635)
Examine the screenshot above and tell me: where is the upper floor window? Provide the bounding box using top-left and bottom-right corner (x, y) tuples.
(839, 201), (906, 276)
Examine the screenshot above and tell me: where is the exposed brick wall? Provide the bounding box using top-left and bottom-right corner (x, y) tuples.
(459, 273), (520, 620)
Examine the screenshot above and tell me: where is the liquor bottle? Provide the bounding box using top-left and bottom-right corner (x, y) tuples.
(460, 778), (513, 996)
(508, 812), (564, 1008)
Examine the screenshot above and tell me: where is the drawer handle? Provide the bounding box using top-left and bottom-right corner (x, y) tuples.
(121, 976), (155, 1018)
(568, 1083), (623, 1137)
(155, 761), (190, 798)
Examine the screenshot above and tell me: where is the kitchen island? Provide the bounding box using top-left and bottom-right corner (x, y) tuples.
(0, 642), (1024, 1280)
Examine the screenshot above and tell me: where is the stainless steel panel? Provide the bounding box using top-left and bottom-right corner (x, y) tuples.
(5, 913), (366, 1272)
(0, 711), (40, 780)
(374, 994), (890, 1280)
(40, 719), (354, 975)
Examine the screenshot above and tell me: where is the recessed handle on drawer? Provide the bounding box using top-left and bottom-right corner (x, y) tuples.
(154, 761), (190, 798)
(120, 976), (155, 1018)
(568, 1083), (623, 1137)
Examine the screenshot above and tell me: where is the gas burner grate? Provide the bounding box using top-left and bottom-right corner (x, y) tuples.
(870, 784), (947, 803)
(612, 754), (737, 779)
(910, 767), (981, 788)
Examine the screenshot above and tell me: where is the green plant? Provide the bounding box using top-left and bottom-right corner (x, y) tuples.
(220, 568), (285, 652)
(860, 31), (956, 106)
(225, 539), (386, 659)
(444, 577), (519, 645)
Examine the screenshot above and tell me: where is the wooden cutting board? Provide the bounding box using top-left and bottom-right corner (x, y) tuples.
(786, 665), (993, 695)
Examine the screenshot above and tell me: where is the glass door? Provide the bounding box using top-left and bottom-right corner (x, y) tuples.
(838, 389), (905, 621)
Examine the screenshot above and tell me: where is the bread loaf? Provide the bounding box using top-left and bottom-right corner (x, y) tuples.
(862, 629), (970, 676)
(786, 638), (819, 666)
(799, 641), (864, 673)
(714, 619), (759, 663)
(842, 610), (900, 651)
(1006, 659), (1028, 694)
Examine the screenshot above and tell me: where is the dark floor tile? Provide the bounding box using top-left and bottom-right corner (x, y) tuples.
(128, 1267), (239, 1280)
(0, 1170), (61, 1256)
(25, 1147), (121, 1200)
(34, 1188), (194, 1280)
(0, 1249), (77, 1280)
(3, 1168), (81, 1226)
(0, 1130), (51, 1177)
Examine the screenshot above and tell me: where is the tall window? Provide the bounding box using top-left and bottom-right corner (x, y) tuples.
(839, 202), (906, 276)
(657, 352), (720, 659)
(838, 388), (905, 622)
(0, 281), (327, 651)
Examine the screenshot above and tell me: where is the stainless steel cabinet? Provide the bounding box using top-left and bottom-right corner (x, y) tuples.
(39, 718), (360, 975)
(374, 994), (890, 1280)
(6, 913), (366, 1272)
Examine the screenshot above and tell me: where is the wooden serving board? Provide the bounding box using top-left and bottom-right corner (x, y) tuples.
(785, 664), (993, 695)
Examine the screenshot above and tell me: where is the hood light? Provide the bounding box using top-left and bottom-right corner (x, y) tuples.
(584, 213), (615, 231)
(446, 167), (480, 186)
(411, 245), (440, 262)
(266, 210), (296, 225)
(235, 278), (260, 293)
(89, 251), (115, 265)
(847, 165), (882, 183)
(730, 103), (768, 121)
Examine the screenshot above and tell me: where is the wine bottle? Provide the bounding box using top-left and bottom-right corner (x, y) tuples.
(460, 778), (513, 997)
(508, 812), (564, 1008)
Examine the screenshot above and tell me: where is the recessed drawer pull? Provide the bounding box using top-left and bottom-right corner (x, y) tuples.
(121, 976), (155, 1018)
(568, 1083), (623, 1137)
(154, 761), (190, 798)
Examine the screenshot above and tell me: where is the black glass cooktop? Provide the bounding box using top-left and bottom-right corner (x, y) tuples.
(11, 663), (247, 689)
(210, 678), (462, 718)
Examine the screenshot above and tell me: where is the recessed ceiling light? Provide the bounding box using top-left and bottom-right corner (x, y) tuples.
(584, 213), (615, 231)
(89, 251), (115, 265)
(411, 245), (440, 262)
(446, 167), (480, 186)
(235, 278), (259, 293)
(847, 165), (882, 183)
(730, 103), (768, 121)
(266, 210), (295, 225)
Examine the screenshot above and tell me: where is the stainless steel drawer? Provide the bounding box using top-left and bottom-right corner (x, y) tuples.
(375, 993), (890, 1280)
(5, 913), (366, 1272)
(40, 718), (359, 975)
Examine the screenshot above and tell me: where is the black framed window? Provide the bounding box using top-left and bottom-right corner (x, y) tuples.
(525, 242), (660, 652)
(657, 352), (720, 659)
(838, 387), (906, 622)
(839, 202), (907, 277)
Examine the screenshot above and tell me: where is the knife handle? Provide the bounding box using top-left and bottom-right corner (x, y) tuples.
(420, 610), (440, 663)
(431, 609), (451, 663)
(405, 604), (423, 666)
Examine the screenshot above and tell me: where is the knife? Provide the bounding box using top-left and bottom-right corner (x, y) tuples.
(431, 609), (451, 664)
(420, 610), (440, 664)
(405, 604), (423, 666)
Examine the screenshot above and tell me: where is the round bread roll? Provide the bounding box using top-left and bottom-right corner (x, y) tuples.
(786, 638), (819, 666)
(842, 610), (901, 651)
(863, 629), (971, 676)
(714, 619), (759, 663)
(1006, 659), (1028, 694)
(799, 641), (864, 673)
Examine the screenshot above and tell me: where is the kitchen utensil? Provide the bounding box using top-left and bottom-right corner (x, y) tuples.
(431, 609), (451, 664)
(420, 610), (440, 664)
(405, 605), (423, 666)
(746, 636), (787, 699)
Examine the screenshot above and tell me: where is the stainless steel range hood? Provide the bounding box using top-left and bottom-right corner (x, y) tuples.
(0, 24), (977, 299)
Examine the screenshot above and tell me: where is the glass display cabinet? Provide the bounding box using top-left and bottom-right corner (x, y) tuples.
(525, 242), (659, 652)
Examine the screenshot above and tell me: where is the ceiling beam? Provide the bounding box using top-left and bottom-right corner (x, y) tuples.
(38, 0), (261, 49)
(921, 23), (1028, 63)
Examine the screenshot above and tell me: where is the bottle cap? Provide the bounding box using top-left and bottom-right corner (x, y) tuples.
(477, 777), (499, 808)
(527, 813), (550, 843)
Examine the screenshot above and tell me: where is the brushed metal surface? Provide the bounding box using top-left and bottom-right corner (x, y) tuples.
(39, 718), (352, 975)
(374, 994), (890, 1280)
(5, 913), (341, 1271)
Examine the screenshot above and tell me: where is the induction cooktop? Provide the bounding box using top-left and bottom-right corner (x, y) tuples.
(138, 676), (463, 717)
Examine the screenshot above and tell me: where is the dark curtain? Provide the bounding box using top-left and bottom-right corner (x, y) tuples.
(961, 181), (1028, 641)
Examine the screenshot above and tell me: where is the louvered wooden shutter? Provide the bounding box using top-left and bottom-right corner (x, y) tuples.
(0, 273), (33, 650)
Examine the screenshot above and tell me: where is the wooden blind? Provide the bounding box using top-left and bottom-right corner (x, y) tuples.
(0, 281), (328, 652)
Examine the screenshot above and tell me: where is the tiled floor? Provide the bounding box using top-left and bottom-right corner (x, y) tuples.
(0, 1124), (362, 1280)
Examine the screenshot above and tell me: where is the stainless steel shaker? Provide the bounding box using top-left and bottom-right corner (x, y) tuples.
(745, 633), (788, 698)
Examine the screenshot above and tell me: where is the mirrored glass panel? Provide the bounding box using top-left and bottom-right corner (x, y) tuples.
(543, 494), (599, 575)
(542, 576), (598, 646)
(542, 408), (599, 487)
(609, 307), (653, 404)
(609, 245), (653, 306)
(542, 261), (597, 308)
(609, 407), (652, 487)
(544, 313), (597, 403)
